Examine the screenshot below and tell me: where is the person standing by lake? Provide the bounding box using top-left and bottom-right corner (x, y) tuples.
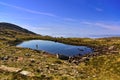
(36, 44), (39, 49)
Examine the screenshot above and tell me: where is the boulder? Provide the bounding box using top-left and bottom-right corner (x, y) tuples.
(56, 54), (69, 60)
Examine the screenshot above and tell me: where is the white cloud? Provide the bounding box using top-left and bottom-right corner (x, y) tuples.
(0, 1), (82, 23)
(32, 27), (51, 30)
(21, 25), (51, 30)
(82, 21), (120, 30)
(0, 1), (57, 17)
(63, 18), (77, 22)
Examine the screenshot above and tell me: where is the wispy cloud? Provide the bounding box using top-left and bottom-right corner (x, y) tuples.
(95, 8), (103, 12)
(0, 1), (57, 17)
(0, 1), (80, 23)
(63, 18), (77, 22)
(21, 25), (51, 31)
(82, 21), (120, 30)
(0, 14), (34, 20)
(32, 27), (51, 31)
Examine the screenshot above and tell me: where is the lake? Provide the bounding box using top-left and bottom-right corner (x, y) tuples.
(17, 40), (93, 56)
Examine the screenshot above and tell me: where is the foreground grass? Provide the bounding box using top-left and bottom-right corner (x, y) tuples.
(1, 43), (120, 80)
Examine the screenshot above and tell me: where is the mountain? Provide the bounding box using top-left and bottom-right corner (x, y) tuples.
(0, 22), (36, 35)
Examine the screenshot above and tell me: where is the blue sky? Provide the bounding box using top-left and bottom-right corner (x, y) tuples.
(0, 0), (120, 38)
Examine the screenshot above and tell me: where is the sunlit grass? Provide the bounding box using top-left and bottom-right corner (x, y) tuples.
(0, 24), (120, 80)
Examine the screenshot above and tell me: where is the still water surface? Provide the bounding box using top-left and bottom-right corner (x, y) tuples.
(17, 40), (93, 56)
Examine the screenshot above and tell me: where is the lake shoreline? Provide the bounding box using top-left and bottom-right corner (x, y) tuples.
(17, 40), (93, 57)
(8, 37), (119, 62)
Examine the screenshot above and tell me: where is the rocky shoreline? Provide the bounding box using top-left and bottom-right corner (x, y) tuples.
(67, 45), (120, 65)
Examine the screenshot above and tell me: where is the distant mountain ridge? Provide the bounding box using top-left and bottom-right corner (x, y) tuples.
(0, 22), (36, 35)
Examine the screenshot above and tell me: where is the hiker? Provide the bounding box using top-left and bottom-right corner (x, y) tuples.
(36, 44), (38, 49)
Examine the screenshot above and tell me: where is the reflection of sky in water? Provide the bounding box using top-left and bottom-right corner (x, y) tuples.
(17, 40), (93, 56)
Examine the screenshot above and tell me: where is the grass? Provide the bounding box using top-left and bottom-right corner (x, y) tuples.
(0, 25), (120, 80)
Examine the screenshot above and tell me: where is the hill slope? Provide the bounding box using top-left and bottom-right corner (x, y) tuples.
(0, 22), (36, 35)
(0, 22), (41, 41)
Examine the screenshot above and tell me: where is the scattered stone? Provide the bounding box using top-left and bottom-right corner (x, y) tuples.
(20, 71), (34, 77)
(56, 54), (69, 60)
(30, 58), (35, 63)
(1, 56), (10, 61)
(110, 51), (119, 54)
(25, 53), (31, 57)
(17, 57), (24, 61)
(0, 65), (34, 77)
(45, 65), (49, 69)
(0, 65), (22, 73)
(108, 46), (114, 50)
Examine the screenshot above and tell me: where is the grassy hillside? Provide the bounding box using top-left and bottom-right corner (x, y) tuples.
(0, 22), (36, 35)
(0, 22), (120, 80)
